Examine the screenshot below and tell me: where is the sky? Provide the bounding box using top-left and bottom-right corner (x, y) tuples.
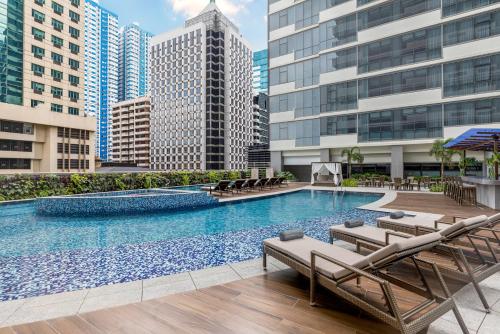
(98, 0), (268, 51)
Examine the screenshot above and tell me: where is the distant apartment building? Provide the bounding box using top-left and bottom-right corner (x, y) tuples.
(253, 49), (269, 94)
(252, 93), (269, 145)
(0, 0), (95, 174)
(118, 23), (152, 102)
(111, 96), (150, 168)
(268, 0), (500, 180)
(150, 1), (253, 171)
(84, 0), (118, 161)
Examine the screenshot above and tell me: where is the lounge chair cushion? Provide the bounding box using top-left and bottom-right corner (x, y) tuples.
(279, 229), (304, 241)
(487, 213), (500, 226)
(263, 237), (368, 279)
(331, 225), (410, 246)
(390, 211), (405, 219)
(438, 221), (466, 238)
(365, 232), (442, 265)
(462, 215), (488, 231)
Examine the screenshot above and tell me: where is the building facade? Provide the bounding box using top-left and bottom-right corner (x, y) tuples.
(84, 0), (118, 161)
(118, 23), (152, 102)
(252, 92), (269, 145)
(0, 0), (95, 174)
(150, 1), (253, 171)
(253, 49), (269, 94)
(111, 96), (150, 168)
(268, 0), (500, 180)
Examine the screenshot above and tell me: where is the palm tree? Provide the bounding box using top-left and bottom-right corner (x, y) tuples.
(341, 147), (364, 178)
(429, 139), (456, 181)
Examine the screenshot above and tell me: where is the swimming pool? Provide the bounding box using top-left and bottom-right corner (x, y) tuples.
(0, 190), (385, 301)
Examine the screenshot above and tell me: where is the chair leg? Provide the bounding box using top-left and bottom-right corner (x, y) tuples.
(471, 279), (491, 313)
(451, 303), (470, 334)
(262, 252), (267, 270)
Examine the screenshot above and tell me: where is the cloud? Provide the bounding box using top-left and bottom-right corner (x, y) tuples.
(168, 0), (251, 19)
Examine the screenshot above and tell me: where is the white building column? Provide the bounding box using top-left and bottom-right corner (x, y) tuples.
(271, 151), (283, 173)
(391, 146), (404, 179)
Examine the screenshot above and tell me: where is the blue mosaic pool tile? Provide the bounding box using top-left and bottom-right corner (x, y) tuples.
(0, 209), (385, 301)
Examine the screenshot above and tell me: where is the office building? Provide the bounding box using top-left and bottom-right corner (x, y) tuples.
(111, 96), (150, 168)
(118, 23), (152, 102)
(84, 0), (118, 161)
(1, 0), (95, 174)
(150, 0), (253, 171)
(253, 49), (269, 93)
(268, 0), (500, 180)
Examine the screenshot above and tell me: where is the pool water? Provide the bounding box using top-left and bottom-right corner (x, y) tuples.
(0, 190), (385, 301)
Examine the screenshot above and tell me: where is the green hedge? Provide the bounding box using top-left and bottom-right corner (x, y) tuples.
(0, 171), (245, 202)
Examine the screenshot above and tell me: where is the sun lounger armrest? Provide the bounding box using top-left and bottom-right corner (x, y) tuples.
(437, 216), (467, 225)
(412, 257), (453, 298)
(355, 239), (383, 253)
(385, 230), (411, 245)
(311, 250), (385, 285)
(415, 225), (438, 235)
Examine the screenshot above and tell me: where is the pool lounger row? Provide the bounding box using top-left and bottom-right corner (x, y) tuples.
(204, 177), (288, 196)
(263, 213), (500, 334)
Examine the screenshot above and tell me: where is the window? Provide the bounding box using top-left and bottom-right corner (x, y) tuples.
(445, 98), (500, 126)
(52, 18), (63, 31)
(69, 42), (80, 54)
(295, 119), (320, 147)
(31, 81), (45, 93)
(320, 115), (357, 136)
(68, 74), (79, 86)
(1, 121), (33, 134)
(32, 45), (45, 58)
(270, 122), (296, 141)
(52, 1), (63, 14)
(69, 91), (79, 101)
(51, 86), (63, 98)
(358, 26), (442, 73)
(69, 58), (79, 69)
(358, 105), (443, 142)
(32, 9), (45, 23)
(0, 140), (33, 152)
(51, 103), (63, 112)
(69, 10), (80, 22)
(70, 0), (80, 7)
(293, 27), (320, 59)
(294, 88), (321, 117)
(320, 81), (358, 112)
(442, 0), (500, 17)
(269, 6), (294, 31)
(322, 0), (351, 9)
(0, 159), (31, 170)
(31, 100), (43, 108)
(68, 107), (79, 115)
(359, 65), (442, 98)
(320, 47), (357, 73)
(35, 0), (45, 5)
(443, 54), (500, 97)
(443, 10), (500, 46)
(358, 0), (440, 31)
(69, 26), (80, 39)
(31, 63), (44, 76)
(51, 52), (63, 64)
(51, 69), (62, 81)
(295, 0), (320, 30)
(52, 35), (63, 47)
(32, 27), (45, 40)
(319, 14), (357, 51)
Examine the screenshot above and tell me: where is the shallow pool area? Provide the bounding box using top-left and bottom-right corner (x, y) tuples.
(0, 190), (385, 301)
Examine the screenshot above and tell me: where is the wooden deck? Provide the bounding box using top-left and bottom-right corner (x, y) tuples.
(383, 192), (499, 219)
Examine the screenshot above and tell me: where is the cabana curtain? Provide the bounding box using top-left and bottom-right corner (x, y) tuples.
(311, 163), (343, 185)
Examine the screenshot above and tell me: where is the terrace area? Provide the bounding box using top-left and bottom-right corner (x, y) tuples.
(0, 184), (498, 334)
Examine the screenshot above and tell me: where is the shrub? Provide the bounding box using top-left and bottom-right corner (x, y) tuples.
(277, 171), (296, 181)
(341, 178), (358, 187)
(430, 184), (444, 193)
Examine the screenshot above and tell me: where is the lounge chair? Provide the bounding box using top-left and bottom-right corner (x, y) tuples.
(377, 214), (447, 235)
(254, 178), (269, 191)
(329, 215), (500, 312)
(207, 180), (233, 196)
(232, 179), (249, 193)
(263, 233), (469, 334)
(275, 177), (288, 187)
(245, 179), (258, 190)
(266, 177), (278, 189)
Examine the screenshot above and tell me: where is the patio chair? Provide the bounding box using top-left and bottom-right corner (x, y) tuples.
(275, 177), (288, 187)
(389, 177), (402, 190)
(266, 177), (278, 189)
(232, 179), (248, 193)
(329, 215), (499, 312)
(208, 180), (233, 196)
(245, 179), (258, 191)
(254, 178), (269, 191)
(263, 233), (469, 334)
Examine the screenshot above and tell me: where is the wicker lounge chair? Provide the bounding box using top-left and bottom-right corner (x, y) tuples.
(329, 215), (499, 312)
(377, 214), (447, 235)
(262, 234), (469, 334)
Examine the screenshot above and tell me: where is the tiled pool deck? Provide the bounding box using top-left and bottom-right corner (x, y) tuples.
(1, 185), (499, 333)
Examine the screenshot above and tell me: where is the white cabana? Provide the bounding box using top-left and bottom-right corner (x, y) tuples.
(311, 162), (343, 185)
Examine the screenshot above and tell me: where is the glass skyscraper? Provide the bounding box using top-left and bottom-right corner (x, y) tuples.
(0, 0), (24, 105)
(84, 0), (118, 161)
(268, 0), (500, 180)
(118, 23), (152, 102)
(253, 49), (268, 93)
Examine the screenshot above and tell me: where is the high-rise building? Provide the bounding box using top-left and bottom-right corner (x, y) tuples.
(118, 23), (152, 102)
(268, 0), (500, 180)
(84, 0), (118, 161)
(0, 0), (96, 174)
(252, 93), (269, 145)
(150, 0), (253, 171)
(111, 96), (151, 168)
(252, 49), (268, 94)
